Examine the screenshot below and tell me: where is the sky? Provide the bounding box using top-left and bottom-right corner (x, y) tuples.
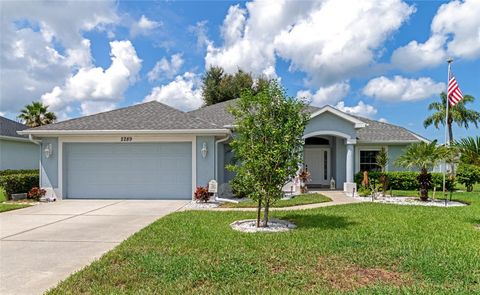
(1, 0), (479, 141)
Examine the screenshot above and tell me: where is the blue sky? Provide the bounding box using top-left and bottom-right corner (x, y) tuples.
(1, 0), (479, 141)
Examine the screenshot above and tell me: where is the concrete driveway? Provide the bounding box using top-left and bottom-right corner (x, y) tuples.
(0, 200), (189, 295)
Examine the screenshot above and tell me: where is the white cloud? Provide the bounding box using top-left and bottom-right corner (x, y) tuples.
(391, 35), (446, 72)
(274, 0), (414, 85)
(297, 82), (350, 107)
(143, 72), (203, 111)
(130, 15), (161, 37)
(147, 53), (184, 82)
(41, 40), (142, 116)
(363, 76), (445, 101)
(0, 0), (118, 115)
(392, 0), (480, 71)
(335, 101), (377, 118)
(378, 118), (388, 123)
(80, 101), (117, 116)
(189, 20), (210, 50)
(206, 0), (414, 85)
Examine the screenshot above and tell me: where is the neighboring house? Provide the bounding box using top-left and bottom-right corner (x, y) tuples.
(19, 100), (427, 200)
(0, 116), (40, 170)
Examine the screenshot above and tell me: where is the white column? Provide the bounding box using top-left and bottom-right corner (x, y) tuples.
(346, 144), (354, 183)
(343, 140), (356, 193)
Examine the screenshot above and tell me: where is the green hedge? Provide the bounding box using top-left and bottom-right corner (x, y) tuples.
(355, 171), (454, 191)
(0, 174), (39, 199)
(0, 169), (38, 176)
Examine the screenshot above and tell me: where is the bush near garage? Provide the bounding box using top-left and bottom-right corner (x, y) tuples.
(0, 169), (38, 176)
(354, 171), (454, 191)
(0, 174), (39, 199)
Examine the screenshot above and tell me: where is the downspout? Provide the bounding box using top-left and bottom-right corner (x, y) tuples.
(28, 134), (42, 145)
(214, 134), (230, 182)
(28, 134), (43, 197)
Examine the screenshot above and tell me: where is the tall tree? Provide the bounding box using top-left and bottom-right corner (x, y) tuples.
(227, 81), (308, 227)
(18, 102), (57, 127)
(201, 66), (269, 106)
(395, 140), (449, 201)
(423, 93), (480, 142)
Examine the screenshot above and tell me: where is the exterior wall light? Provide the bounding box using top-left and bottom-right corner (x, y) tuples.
(44, 143), (53, 158)
(201, 142), (208, 159)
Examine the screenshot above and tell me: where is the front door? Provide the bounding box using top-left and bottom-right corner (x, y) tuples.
(304, 148), (330, 185)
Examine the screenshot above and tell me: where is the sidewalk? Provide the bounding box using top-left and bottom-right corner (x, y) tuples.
(205, 190), (360, 212)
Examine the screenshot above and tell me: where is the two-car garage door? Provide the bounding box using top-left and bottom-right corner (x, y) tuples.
(64, 142), (192, 199)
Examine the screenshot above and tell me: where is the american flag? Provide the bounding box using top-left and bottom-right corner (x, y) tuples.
(447, 72), (463, 106)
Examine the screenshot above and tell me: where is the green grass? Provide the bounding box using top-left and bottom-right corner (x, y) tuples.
(48, 189), (480, 294)
(219, 193), (331, 208)
(0, 203), (30, 213)
(0, 187), (6, 203)
(0, 186), (31, 213)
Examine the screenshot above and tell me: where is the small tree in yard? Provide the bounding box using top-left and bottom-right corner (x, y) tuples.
(376, 147), (388, 197)
(395, 140), (448, 201)
(227, 81), (308, 227)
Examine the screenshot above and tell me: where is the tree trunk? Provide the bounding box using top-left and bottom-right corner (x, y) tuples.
(419, 168), (429, 201)
(262, 199), (270, 227)
(256, 197), (262, 227)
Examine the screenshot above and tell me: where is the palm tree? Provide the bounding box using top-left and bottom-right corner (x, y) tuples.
(454, 136), (480, 166)
(375, 147), (388, 197)
(423, 93), (480, 143)
(18, 102), (57, 127)
(395, 140), (448, 201)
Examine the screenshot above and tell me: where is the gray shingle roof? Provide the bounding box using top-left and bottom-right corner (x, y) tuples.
(190, 100), (425, 143)
(27, 101), (221, 131)
(0, 116), (28, 138)
(351, 116), (425, 142)
(189, 100), (237, 127)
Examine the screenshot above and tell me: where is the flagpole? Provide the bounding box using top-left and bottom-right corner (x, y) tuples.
(443, 58), (453, 206)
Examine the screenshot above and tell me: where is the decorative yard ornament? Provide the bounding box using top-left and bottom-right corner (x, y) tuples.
(362, 171), (369, 187)
(330, 177), (336, 190)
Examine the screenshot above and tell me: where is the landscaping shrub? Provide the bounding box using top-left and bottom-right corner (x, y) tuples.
(0, 169), (38, 176)
(27, 187), (46, 201)
(456, 164), (480, 192)
(355, 171), (454, 191)
(193, 186), (210, 202)
(357, 186), (371, 197)
(0, 174), (39, 199)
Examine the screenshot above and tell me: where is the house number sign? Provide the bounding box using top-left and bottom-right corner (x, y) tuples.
(120, 136), (133, 142)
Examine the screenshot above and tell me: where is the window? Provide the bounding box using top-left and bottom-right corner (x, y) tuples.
(359, 150), (380, 172)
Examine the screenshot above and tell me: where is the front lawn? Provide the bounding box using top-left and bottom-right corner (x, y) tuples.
(219, 193), (331, 208)
(0, 187), (31, 213)
(48, 189), (480, 294)
(0, 203), (30, 213)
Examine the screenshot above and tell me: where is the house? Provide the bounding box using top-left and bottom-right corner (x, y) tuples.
(19, 100), (427, 200)
(0, 116), (40, 170)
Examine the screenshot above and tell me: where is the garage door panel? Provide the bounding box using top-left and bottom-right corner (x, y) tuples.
(65, 142), (192, 199)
